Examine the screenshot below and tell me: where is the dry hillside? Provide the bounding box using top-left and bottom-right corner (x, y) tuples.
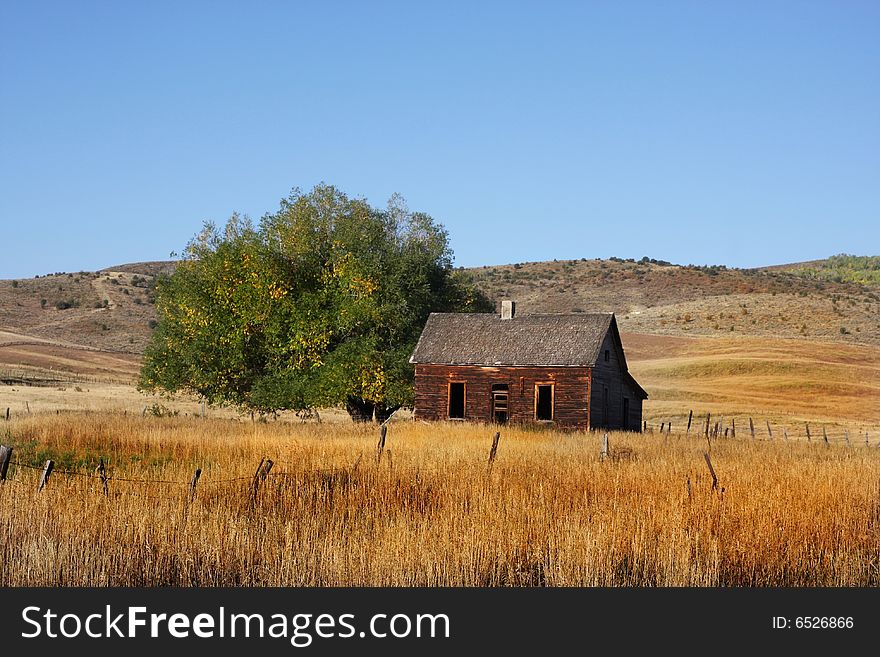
(468, 257), (880, 346)
(0, 262), (169, 354)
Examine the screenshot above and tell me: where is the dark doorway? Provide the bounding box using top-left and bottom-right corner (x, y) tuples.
(535, 384), (553, 421)
(448, 382), (465, 419)
(491, 384), (509, 424)
(622, 397), (629, 429)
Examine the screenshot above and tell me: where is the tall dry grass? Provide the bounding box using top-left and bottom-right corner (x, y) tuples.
(1, 412), (878, 586)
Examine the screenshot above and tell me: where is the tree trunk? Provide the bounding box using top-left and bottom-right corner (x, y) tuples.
(374, 403), (400, 424)
(346, 396), (375, 422)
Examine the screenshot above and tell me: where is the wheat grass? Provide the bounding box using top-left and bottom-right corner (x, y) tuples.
(0, 413), (878, 586)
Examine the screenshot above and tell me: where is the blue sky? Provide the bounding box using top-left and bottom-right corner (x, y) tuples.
(1, 1), (878, 279)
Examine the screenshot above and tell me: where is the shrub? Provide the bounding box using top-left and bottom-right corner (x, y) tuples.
(11, 280), (18, 288)
(147, 403), (178, 417)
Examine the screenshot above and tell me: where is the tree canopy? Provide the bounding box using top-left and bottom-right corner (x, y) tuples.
(139, 184), (492, 420)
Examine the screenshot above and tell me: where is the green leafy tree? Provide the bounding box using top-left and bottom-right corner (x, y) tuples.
(140, 185), (492, 421)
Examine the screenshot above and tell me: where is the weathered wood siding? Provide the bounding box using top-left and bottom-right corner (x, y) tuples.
(590, 331), (643, 430)
(414, 364), (592, 429)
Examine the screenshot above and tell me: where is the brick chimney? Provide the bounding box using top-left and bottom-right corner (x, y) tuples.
(501, 300), (516, 320)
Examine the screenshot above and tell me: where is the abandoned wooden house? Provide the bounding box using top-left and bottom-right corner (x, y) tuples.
(409, 301), (647, 430)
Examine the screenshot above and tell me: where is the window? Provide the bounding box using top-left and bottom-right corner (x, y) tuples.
(604, 349), (610, 362)
(491, 383), (509, 424)
(535, 384), (554, 421)
(448, 382), (466, 419)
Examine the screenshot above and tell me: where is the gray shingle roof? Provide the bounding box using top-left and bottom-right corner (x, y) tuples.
(409, 312), (615, 367)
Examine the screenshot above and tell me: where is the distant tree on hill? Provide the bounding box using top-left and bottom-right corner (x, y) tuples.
(139, 184), (492, 421)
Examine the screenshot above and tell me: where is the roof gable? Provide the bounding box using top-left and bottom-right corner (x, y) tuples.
(409, 312), (615, 367)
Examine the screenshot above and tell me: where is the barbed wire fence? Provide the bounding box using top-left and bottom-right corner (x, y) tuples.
(0, 444), (370, 505)
(0, 410), (876, 511)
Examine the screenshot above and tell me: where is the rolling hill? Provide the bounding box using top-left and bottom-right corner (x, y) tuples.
(1, 255), (878, 429)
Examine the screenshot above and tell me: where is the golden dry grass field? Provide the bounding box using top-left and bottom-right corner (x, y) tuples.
(624, 333), (880, 436)
(1, 414), (878, 586)
(1, 258), (878, 586)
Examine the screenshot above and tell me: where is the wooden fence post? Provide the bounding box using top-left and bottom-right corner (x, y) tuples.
(844, 429), (849, 444)
(600, 433), (609, 460)
(96, 458), (109, 497)
(4, 407), (8, 421)
(749, 417), (755, 439)
(0, 445), (12, 482)
(783, 427), (788, 441)
(823, 426), (828, 444)
(766, 421), (773, 439)
(686, 410), (693, 436)
(704, 413), (711, 438)
(188, 468), (201, 503)
(806, 423), (811, 441)
(866, 430), (870, 446)
(703, 452), (718, 491)
(488, 431), (501, 467)
(376, 425), (388, 465)
(39, 460), (54, 491)
(25, 401), (30, 415)
(661, 422), (665, 434)
(731, 418), (736, 438)
(667, 422), (672, 435)
(251, 457), (274, 503)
